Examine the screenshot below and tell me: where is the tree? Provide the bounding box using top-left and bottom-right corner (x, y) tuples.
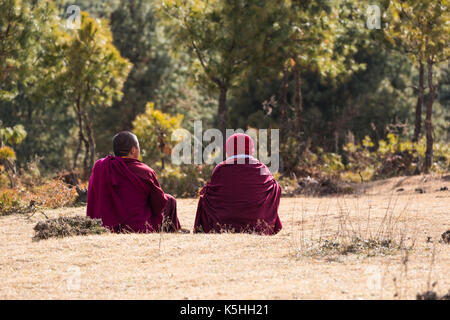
(60, 12), (131, 175)
(386, 0), (450, 172)
(159, 0), (282, 140)
(55, 0), (120, 18)
(133, 102), (183, 169)
(0, 0), (58, 101)
(0, 0), (75, 169)
(94, 0), (171, 155)
(0, 124), (26, 187)
(269, 0), (368, 171)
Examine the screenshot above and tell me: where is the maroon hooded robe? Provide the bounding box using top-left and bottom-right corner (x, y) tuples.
(87, 155), (181, 233)
(193, 134), (282, 235)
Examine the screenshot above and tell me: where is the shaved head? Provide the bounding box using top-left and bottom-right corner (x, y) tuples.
(113, 131), (139, 157)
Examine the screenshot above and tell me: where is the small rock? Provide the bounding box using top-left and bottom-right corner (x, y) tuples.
(417, 291), (438, 300)
(415, 188), (424, 194)
(441, 230), (450, 244)
(440, 186), (448, 191)
(396, 188), (405, 192)
(417, 290), (450, 300)
(75, 185), (88, 203)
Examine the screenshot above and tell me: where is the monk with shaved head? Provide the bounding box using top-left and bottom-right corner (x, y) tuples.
(87, 131), (187, 233)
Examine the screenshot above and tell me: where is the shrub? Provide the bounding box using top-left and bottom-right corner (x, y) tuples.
(33, 216), (109, 241)
(277, 133), (449, 195)
(133, 102), (184, 168)
(298, 237), (404, 258)
(0, 190), (32, 216)
(0, 190), (21, 215)
(342, 134), (450, 181)
(0, 124), (27, 188)
(276, 174), (299, 196)
(26, 179), (78, 209)
(159, 165), (213, 198)
(18, 156), (43, 187)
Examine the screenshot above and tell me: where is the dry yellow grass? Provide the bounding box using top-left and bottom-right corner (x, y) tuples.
(0, 174), (449, 299)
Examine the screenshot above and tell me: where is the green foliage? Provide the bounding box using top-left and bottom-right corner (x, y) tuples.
(55, 0), (120, 18)
(0, 146), (16, 162)
(281, 132), (449, 185)
(158, 165), (212, 198)
(385, 0), (450, 172)
(0, 0), (448, 185)
(60, 11), (132, 172)
(160, 0), (276, 88)
(0, 124), (27, 187)
(133, 102), (184, 167)
(0, 0), (39, 100)
(159, 0), (287, 134)
(62, 12), (131, 108)
(0, 124), (27, 146)
(1, 0), (75, 169)
(0, 190), (23, 216)
(385, 0), (450, 65)
(97, 0), (170, 135)
(286, 0), (368, 78)
(95, 0), (218, 155)
(343, 134), (450, 181)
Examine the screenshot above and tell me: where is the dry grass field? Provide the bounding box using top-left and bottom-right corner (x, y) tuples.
(1, 175), (449, 300)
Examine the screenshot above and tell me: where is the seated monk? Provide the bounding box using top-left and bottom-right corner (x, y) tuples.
(87, 131), (186, 233)
(194, 133), (282, 235)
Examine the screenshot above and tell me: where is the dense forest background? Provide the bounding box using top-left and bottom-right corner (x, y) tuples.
(0, 0), (449, 198)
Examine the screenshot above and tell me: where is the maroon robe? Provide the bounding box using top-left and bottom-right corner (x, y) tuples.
(194, 157), (282, 235)
(87, 155), (180, 233)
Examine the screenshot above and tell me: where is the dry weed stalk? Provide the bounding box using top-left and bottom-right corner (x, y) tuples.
(291, 191), (418, 260)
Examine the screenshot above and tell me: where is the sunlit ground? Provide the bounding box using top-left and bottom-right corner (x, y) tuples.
(1, 175), (449, 299)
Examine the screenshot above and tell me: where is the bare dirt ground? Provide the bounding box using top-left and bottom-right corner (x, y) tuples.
(1, 174), (449, 299)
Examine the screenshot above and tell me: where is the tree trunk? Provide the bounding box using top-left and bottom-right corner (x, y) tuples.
(423, 60), (435, 173)
(82, 110), (96, 177)
(160, 141), (165, 170)
(333, 129), (339, 153)
(5, 160), (16, 188)
(279, 66), (289, 144)
(293, 64), (302, 136)
(413, 61), (424, 142)
(82, 137), (89, 176)
(293, 63), (303, 164)
(73, 97), (87, 170)
(218, 84), (228, 145)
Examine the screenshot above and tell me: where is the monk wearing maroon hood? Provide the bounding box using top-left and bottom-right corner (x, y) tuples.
(194, 133), (282, 235)
(87, 131), (186, 233)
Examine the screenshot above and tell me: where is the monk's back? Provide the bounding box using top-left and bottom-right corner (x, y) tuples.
(87, 156), (167, 232)
(209, 160), (277, 205)
(194, 158), (282, 235)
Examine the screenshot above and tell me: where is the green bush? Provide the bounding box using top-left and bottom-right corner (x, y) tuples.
(159, 164), (213, 198)
(0, 190), (24, 216)
(343, 134), (450, 181)
(280, 133), (450, 188)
